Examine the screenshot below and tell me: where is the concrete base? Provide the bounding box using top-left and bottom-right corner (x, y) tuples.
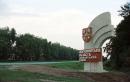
(84, 62), (104, 73)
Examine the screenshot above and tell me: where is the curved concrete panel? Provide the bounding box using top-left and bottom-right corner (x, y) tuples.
(93, 25), (114, 48)
(94, 31), (113, 48)
(89, 12), (111, 35)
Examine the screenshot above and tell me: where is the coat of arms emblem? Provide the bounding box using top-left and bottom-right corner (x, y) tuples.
(82, 27), (92, 42)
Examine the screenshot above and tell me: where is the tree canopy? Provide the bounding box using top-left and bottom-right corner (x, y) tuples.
(0, 27), (78, 61)
(105, 2), (130, 70)
(119, 2), (130, 18)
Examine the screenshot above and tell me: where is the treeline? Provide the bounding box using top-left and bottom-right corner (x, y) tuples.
(0, 27), (78, 61)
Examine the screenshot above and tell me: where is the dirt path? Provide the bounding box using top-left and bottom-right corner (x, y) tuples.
(19, 65), (130, 82)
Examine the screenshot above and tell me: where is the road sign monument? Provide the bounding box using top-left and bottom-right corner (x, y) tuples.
(79, 12), (114, 72)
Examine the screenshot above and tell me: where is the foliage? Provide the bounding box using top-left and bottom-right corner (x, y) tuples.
(0, 27), (16, 61)
(105, 2), (130, 70)
(0, 27), (79, 61)
(119, 2), (130, 18)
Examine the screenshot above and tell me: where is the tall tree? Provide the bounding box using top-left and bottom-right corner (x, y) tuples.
(0, 27), (11, 60)
(106, 2), (130, 69)
(9, 28), (16, 60)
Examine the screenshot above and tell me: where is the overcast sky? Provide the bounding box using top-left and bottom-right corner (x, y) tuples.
(0, 0), (128, 49)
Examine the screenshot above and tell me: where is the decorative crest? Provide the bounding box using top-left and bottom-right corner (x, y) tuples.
(82, 27), (92, 42)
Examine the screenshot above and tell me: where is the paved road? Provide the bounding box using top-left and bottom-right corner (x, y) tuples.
(0, 61), (78, 65)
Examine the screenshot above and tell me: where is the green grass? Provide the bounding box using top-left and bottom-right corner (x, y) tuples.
(0, 66), (86, 82)
(0, 65), (9, 70)
(0, 62), (86, 82)
(46, 61), (84, 71)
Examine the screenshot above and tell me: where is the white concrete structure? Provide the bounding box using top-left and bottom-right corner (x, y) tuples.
(84, 12), (114, 72)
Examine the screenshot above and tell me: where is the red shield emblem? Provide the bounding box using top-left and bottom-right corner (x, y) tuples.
(82, 27), (92, 42)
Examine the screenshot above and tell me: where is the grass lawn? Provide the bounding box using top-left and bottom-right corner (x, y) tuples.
(0, 63), (86, 82)
(0, 70), (86, 82)
(46, 61), (84, 71)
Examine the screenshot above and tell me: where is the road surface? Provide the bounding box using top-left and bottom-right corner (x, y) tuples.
(0, 61), (78, 65)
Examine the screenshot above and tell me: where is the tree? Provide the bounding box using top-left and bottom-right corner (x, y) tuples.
(9, 28), (16, 60)
(0, 27), (12, 60)
(0, 27), (79, 61)
(10, 28), (16, 44)
(16, 34), (40, 61)
(119, 2), (130, 18)
(106, 2), (130, 70)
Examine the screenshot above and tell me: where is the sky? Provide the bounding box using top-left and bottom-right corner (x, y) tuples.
(0, 0), (128, 50)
